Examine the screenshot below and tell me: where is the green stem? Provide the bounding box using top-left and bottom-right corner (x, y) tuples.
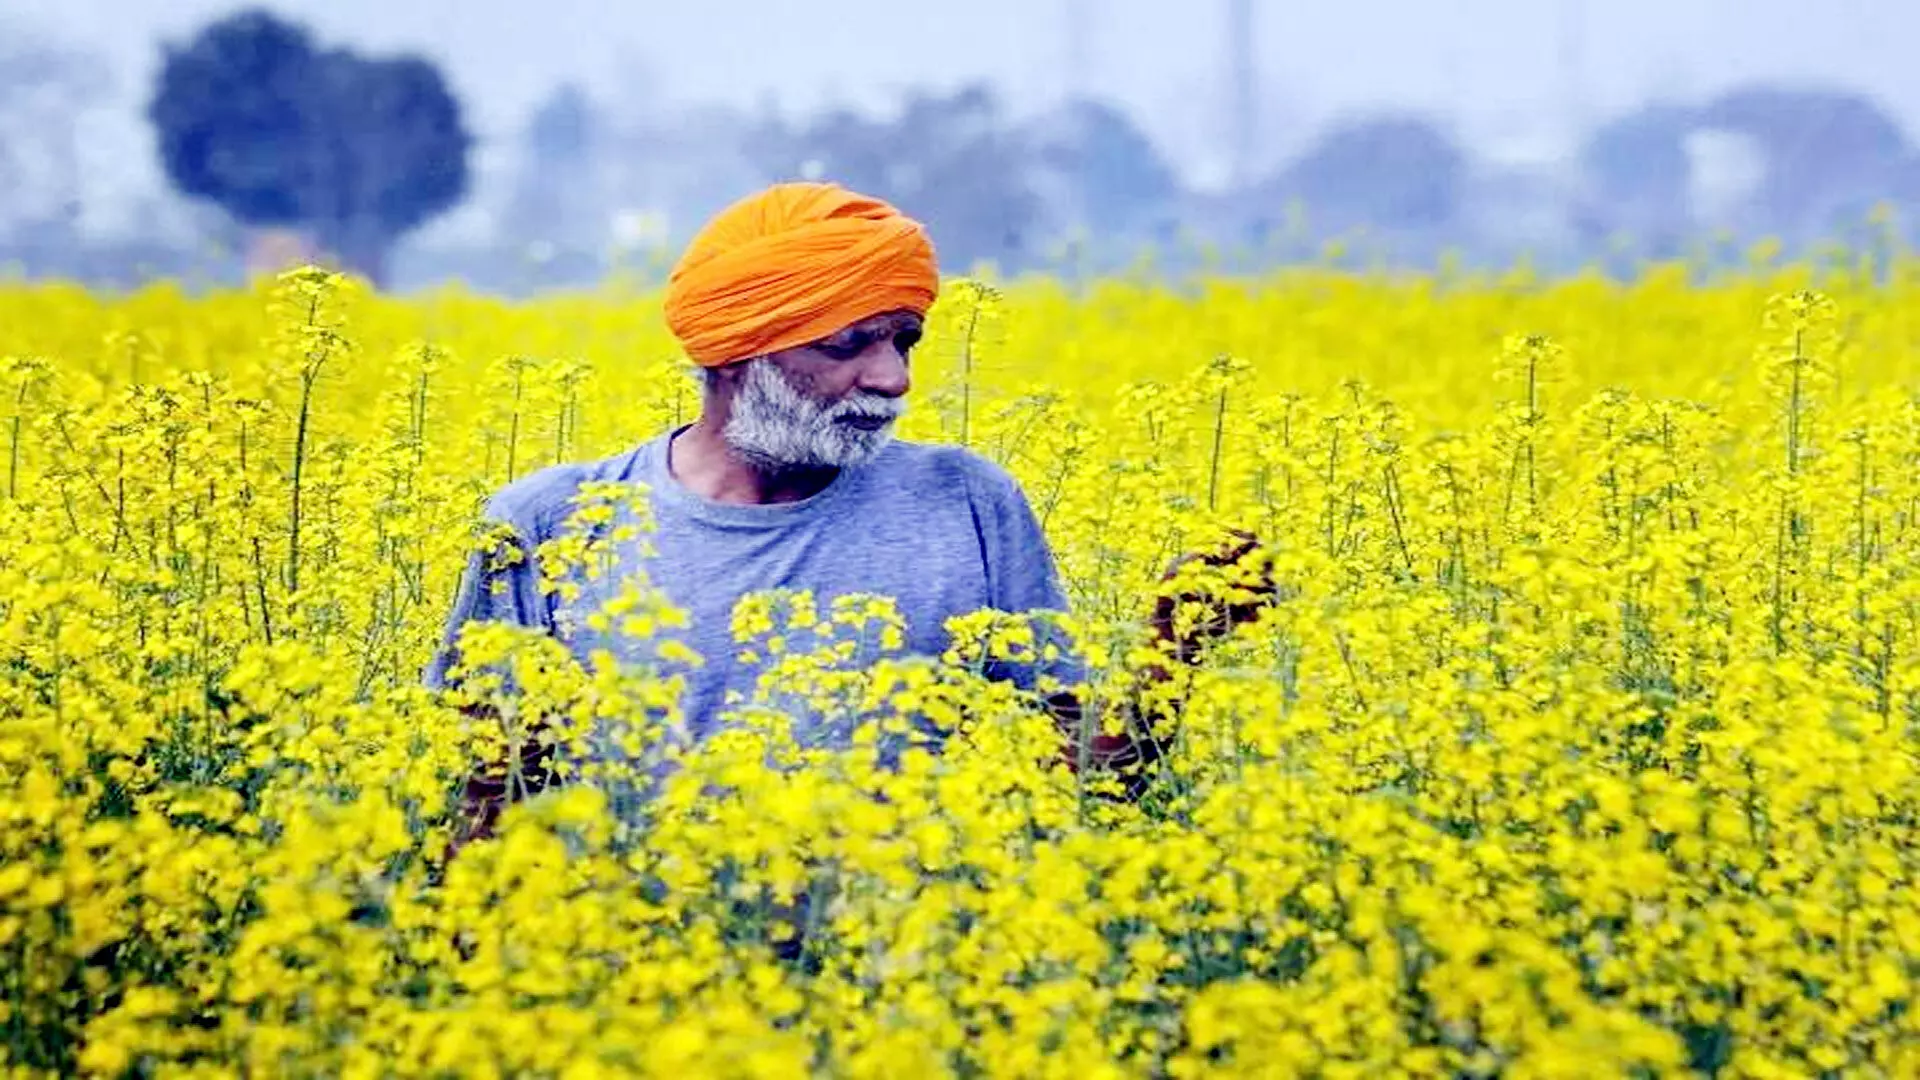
(286, 295), (331, 597)
(254, 536), (276, 645)
(1442, 461), (1469, 599)
(959, 301), (980, 448)
(506, 364), (524, 482)
(1772, 330), (1808, 654)
(1281, 397), (1297, 507)
(1323, 420), (1341, 556)
(1207, 383), (1228, 511)
(412, 367), (430, 470)
(288, 371), (315, 595)
(1660, 411), (1678, 533)
(1856, 433), (1871, 574)
(1771, 491), (1789, 654)
(1382, 461), (1415, 576)
(1787, 330), (1804, 479)
(1526, 354), (1539, 515)
(7, 381), (24, 500)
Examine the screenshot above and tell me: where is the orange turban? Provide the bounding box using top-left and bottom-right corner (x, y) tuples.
(663, 182), (940, 367)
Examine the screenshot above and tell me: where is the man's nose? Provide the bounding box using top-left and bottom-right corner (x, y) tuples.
(857, 342), (911, 398)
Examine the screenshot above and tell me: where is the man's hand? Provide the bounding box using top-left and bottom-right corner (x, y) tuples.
(444, 708), (556, 862)
(1149, 529), (1277, 666)
(1051, 530), (1278, 800)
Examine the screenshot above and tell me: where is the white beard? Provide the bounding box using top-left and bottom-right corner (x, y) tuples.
(722, 359), (904, 473)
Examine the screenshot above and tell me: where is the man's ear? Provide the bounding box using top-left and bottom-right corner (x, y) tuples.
(723, 356), (766, 378)
(700, 358), (750, 394)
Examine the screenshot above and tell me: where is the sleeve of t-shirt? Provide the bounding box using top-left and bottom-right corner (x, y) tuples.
(965, 455), (1086, 693)
(966, 455), (1069, 615)
(422, 505), (555, 693)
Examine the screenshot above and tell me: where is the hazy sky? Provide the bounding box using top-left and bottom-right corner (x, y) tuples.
(9, 0), (1917, 202)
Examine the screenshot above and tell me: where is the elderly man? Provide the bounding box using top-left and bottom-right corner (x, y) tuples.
(430, 182), (1265, 844)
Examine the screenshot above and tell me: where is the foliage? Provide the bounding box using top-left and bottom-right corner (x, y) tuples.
(1029, 98), (1182, 237)
(1575, 103), (1697, 256)
(1700, 84), (1914, 242)
(147, 8), (471, 284)
(748, 84), (1043, 273)
(1273, 113), (1467, 236)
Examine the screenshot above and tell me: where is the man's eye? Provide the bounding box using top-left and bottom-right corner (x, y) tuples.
(895, 329), (922, 353)
(818, 336), (866, 359)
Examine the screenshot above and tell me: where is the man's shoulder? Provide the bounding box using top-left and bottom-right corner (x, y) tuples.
(482, 440), (656, 539)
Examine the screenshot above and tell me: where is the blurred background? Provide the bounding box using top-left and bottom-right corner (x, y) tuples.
(2, 0), (1915, 293)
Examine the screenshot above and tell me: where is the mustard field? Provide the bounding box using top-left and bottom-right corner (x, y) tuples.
(3, 261), (1919, 1077)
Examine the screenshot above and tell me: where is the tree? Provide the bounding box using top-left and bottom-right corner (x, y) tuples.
(502, 82), (611, 255)
(148, 9), (471, 285)
(1699, 83), (1910, 241)
(1574, 103), (1698, 256)
(325, 53), (470, 277)
(749, 84), (1042, 273)
(1028, 98), (1180, 237)
(526, 82), (600, 164)
(1273, 113), (1466, 236)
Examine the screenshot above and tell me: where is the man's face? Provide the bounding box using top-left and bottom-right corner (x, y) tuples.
(718, 309), (922, 473)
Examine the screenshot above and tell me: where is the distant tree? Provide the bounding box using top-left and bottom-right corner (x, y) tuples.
(526, 83), (601, 163)
(750, 84), (1042, 272)
(321, 53), (470, 277)
(148, 8), (471, 285)
(1028, 98), (1180, 237)
(1575, 103), (1697, 255)
(1275, 114), (1466, 235)
(503, 82), (611, 254)
(1699, 83), (1910, 241)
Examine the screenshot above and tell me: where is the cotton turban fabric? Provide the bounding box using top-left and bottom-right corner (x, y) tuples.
(662, 182), (941, 368)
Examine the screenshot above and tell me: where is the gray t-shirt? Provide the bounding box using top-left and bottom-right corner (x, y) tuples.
(425, 428), (1079, 756)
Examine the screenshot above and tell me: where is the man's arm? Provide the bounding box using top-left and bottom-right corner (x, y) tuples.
(427, 518), (561, 856)
(963, 456), (1274, 795)
(1053, 530), (1274, 797)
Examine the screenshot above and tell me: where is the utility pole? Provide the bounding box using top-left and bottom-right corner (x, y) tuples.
(1065, 0), (1092, 104)
(1227, 0), (1256, 190)
(1557, 0), (1590, 141)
